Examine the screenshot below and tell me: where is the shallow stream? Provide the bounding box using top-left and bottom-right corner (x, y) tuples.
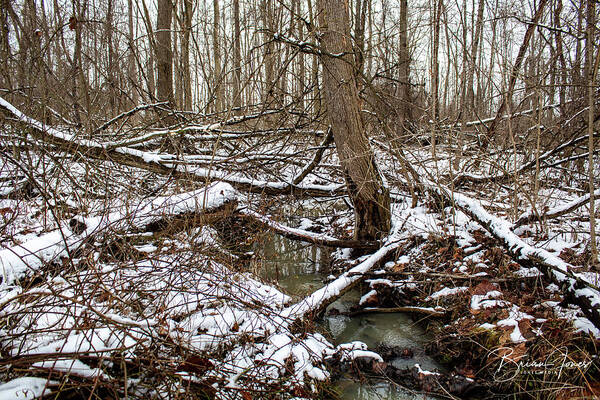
(257, 234), (442, 399)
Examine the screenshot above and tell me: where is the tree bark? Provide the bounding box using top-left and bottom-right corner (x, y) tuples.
(127, 0), (139, 108)
(585, 0), (598, 265)
(260, 0), (276, 108)
(156, 0), (174, 107)
(232, 0), (242, 110)
(396, 0), (412, 134)
(466, 0), (484, 117)
(430, 0), (442, 158)
(213, 0), (223, 112)
(180, 0), (193, 110)
(317, 0), (391, 241)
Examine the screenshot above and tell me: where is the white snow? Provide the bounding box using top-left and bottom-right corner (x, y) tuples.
(0, 377), (51, 399)
(426, 286), (469, 301)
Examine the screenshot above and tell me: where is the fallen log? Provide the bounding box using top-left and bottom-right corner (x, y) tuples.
(432, 184), (600, 332)
(280, 232), (413, 322)
(0, 97), (344, 198)
(347, 306), (446, 317)
(239, 209), (379, 250)
(513, 188), (600, 228)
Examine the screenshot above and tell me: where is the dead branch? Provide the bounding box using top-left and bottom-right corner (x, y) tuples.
(347, 306), (446, 317)
(239, 209), (379, 249)
(281, 234), (414, 321)
(93, 102), (169, 134)
(453, 130), (600, 186)
(292, 127), (333, 185)
(0, 97), (344, 198)
(513, 188), (600, 228)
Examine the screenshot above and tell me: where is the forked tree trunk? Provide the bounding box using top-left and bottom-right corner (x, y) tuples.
(317, 0), (391, 242)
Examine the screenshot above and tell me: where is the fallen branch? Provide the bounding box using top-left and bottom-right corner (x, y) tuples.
(513, 188), (600, 228)
(0, 182), (238, 287)
(280, 232), (412, 321)
(93, 102), (169, 134)
(0, 96), (344, 198)
(292, 128), (333, 185)
(239, 209), (379, 250)
(347, 306), (446, 317)
(453, 131), (600, 186)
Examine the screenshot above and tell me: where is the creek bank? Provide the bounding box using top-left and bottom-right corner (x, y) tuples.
(351, 231), (600, 398)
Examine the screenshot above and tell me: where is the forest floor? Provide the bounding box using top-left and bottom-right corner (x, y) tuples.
(0, 98), (599, 399)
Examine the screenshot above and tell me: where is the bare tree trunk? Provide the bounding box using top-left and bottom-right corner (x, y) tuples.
(353, 0), (367, 74)
(0, 0), (11, 91)
(72, 0), (91, 128)
(466, 0), (484, 117)
(232, 0), (242, 110)
(213, 0), (223, 112)
(180, 0), (193, 110)
(586, 0), (598, 265)
(106, 0), (117, 113)
(317, 0), (391, 242)
(294, 0), (305, 110)
(127, 0), (139, 107)
(156, 0), (174, 108)
(553, 0), (566, 117)
(261, 0), (276, 108)
(430, 0), (442, 158)
(396, 0), (412, 135)
(140, 0), (157, 101)
(307, 0), (320, 115)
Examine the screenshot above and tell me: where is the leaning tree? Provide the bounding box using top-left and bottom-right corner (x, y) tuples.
(316, 0), (391, 242)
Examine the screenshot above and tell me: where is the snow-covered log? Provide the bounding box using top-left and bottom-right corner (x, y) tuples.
(0, 182), (238, 287)
(281, 231), (410, 321)
(513, 188), (600, 228)
(239, 209), (379, 249)
(0, 97), (343, 198)
(433, 185), (600, 331)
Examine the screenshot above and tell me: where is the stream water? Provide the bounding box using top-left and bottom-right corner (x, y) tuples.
(257, 234), (442, 399)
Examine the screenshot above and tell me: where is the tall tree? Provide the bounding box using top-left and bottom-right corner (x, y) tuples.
(213, 0), (223, 112)
(0, 0), (11, 91)
(181, 0), (193, 110)
(127, 0), (139, 107)
(261, 0), (276, 108)
(317, 0), (391, 241)
(156, 0), (174, 107)
(430, 0), (442, 157)
(585, 0), (597, 265)
(232, 0), (242, 110)
(466, 0), (485, 117)
(396, 0), (412, 134)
